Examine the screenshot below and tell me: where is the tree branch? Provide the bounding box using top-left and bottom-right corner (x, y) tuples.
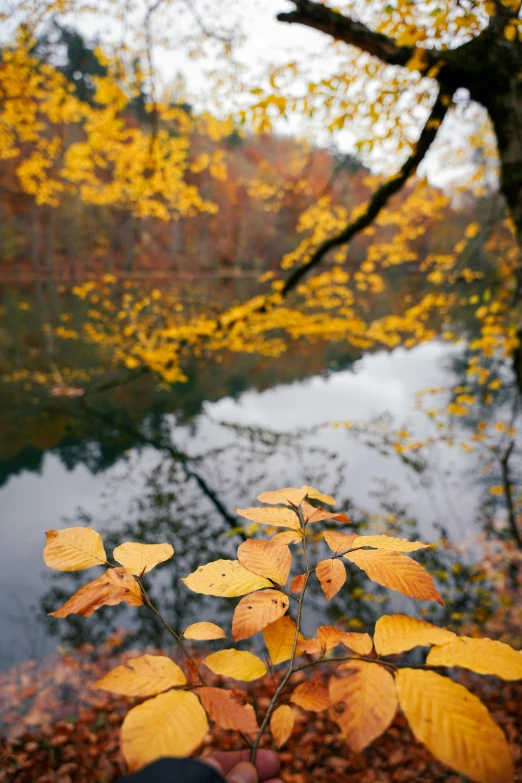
(281, 89), (449, 296)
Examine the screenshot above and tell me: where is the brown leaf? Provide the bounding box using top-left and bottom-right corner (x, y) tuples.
(232, 590), (289, 641)
(289, 573), (307, 593)
(198, 687), (258, 733)
(316, 558), (346, 600)
(49, 567), (143, 618)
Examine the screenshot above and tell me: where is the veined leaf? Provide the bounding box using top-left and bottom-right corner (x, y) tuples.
(264, 616), (303, 665)
(198, 687), (258, 733)
(49, 567), (142, 617)
(113, 542), (173, 575)
(257, 486), (335, 507)
(345, 549), (443, 605)
(329, 661), (397, 752)
(235, 506), (300, 530)
(181, 560), (271, 597)
(183, 622), (226, 641)
(351, 535), (429, 553)
(324, 530), (357, 555)
(301, 501), (348, 524)
(121, 690), (208, 771)
(290, 573), (307, 593)
(232, 589), (288, 640)
(203, 649), (267, 681)
(316, 558), (346, 600)
(271, 531), (302, 545)
(237, 539), (291, 585)
(374, 614), (456, 655)
(44, 527), (106, 571)
(270, 705), (294, 748)
(317, 625), (372, 655)
(94, 654), (186, 696)
(396, 669), (513, 783)
(426, 637), (522, 680)
(290, 680), (330, 711)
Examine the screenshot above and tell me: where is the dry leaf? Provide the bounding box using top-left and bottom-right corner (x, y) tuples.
(396, 668), (513, 783)
(237, 539), (292, 585)
(351, 535), (429, 553)
(203, 649), (267, 681)
(232, 589), (289, 641)
(263, 616), (303, 665)
(235, 506), (300, 531)
(290, 573), (307, 593)
(94, 654), (186, 696)
(113, 542), (173, 575)
(198, 687), (258, 733)
(44, 527), (106, 571)
(182, 622), (226, 641)
(374, 614), (456, 656)
(317, 626), (372, 655)
(301, 501), (348, 524)
(426, 636), (522, 680)
(271, 531), (302, 544)
(296, 637), (324, 656)
(121, 690), (208, 771)
(324, 531), (358, 555)
(316, 558), (346, 600)
(329, 661), (397, 752)
(182, 560), (271, 597)
(256, 487), (309, 506)
(345, 549), (443, 605)
(290, 680), (330, 711)
(270, 704), (294, 748)
(49, 567), (143, 618)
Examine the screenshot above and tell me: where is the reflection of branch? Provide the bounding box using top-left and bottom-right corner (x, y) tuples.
(499, 441), (522, 551)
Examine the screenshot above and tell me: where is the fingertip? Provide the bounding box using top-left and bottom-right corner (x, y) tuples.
(253, 749), (280, 780)
(226, 761), (258, 783)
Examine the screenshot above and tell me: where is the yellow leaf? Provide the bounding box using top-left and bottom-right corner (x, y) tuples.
(351, 535), (429, 553)
(203, 649), (267, 681)
(301, 501), (347, 523)
(49, 567), (143, 618)
(271, 531), (302, 544)
(257, 486), (335, 507)
(44, 527), (106, 571)
(113, 542), (174, 575)
(289, 573), (307, 593)
(395, 669), (513, 783)
(270, 704), (294, 748)
(324, 531), (358, 555)
(232, 589), (289, 640)
(504, 21), (517, 41)
(264, 616), (303, 664)
(426, 637), (522, 680)
(235, 507), (300, 530)
(198, 687), (258, 733)
(316, 558), (346, 600)
(94, 654), (186, 696)
(296, 637), (324, 656)
(329, 661), (397, 752)
(303, 486), (336, 506)
(237, 539), (292, 585)
(317, 626), (372, 655)
(181, 560), (271, 597)
(182, 622), (226, 641)
(290, 680), (330, 711)
(121, 690), (208, 771)
(374, 614), (456, 655)
(345, 550), (443, 605)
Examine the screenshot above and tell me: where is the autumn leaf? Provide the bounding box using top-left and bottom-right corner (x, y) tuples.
(374, 614), (456, 655)
(271, 531), (302, 544)
(237, 539), (292, 585)
(395, 669), (514, 783)
(94, 654), (186, 696)
(316, 558), (346, 600)
(345, 549), (443, 604)
(235, 506), (300, 530)
(256, 485), (335, 507)
(232, 589), (289, 640)
(49, 567), (143, 617)
(113, 542), (173, 575)
(263, 616), (303, 665)
(290, 680), (330, 711)
(121, 690), (208, 771)
(426, 637), (522, 680)
(181, 560), (271, 597)
(301, 501), (348, 524)
(182, 622), (226, 641)
(203, 649), (267, 681)
(270, 704), (294, 748)
(296, 637), (324, 656)
(323, 530), (357, 555)
(289, 573), (307, 593)
(317, 626), (372, 655)
(329, 661), (397, 752)
(43, 527), (106, 571)
(351, 535), (429, 553)
(198, 687), (258, 733)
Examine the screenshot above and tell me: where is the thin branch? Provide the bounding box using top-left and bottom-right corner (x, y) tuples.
(499, 441), (522, 551)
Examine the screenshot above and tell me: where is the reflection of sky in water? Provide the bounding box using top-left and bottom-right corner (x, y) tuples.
(0, 340), (483, 663)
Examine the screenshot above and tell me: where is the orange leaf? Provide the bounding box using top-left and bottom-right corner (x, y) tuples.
(296, 637), (323, 656)
(271, 531), (302, 545)
(316, 558), (346, 600)
(317, 626), (372, 655)
(183, 622), (226, 641)
(237, 539), (292, 585)
(290, 573), (307, 593)
(324, 531), (357, 555)
(329, 661), (397, 752)
(301, 501), (348, 524)
(270, 704), (294, 748)
(203, 649), (267, 681)
(198, 687), (258, 733)
(49, 567), (143, 618)
(290, 680), (330, 711)
(345, 549), (443, 605)
(232, 590), (289, 641)
(235, 507), (300, 530)
(263, 616), (303, 665)
(257, 486), (335, 507)
(351, 534), (429, 553)
(94, 654), (186, 696)
(374, 614), (456, 655)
